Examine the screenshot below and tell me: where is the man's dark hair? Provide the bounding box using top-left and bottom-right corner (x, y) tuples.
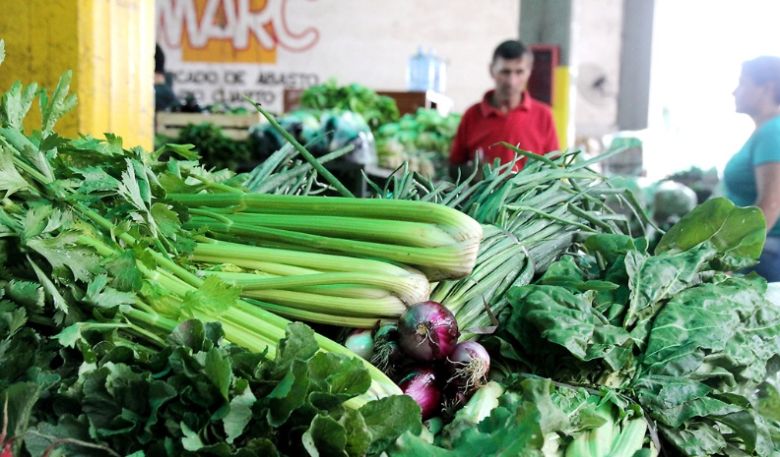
(492, 39), (530, 63)
(742, 56), (780, 103)
(155, 44), (166, 75)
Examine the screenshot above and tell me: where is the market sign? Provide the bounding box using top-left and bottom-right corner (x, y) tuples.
(156, 0), (321, 111)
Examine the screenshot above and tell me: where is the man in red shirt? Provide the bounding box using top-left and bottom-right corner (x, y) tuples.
(450, 40), (559, 176)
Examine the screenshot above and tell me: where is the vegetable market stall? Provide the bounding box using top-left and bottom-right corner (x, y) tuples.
(1, 41), (780, 456)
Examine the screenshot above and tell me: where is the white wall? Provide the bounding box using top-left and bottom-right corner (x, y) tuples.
(572, 0), (623, 138)
(156, 0), (519, 113)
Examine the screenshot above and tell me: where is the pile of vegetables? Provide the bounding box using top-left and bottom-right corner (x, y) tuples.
(3, 38), (780, 457)
(156, 122), (255, 172)
(0, 42), (480, 455)
(388, 197), (780, 455)
(375, 108), (461, 178)
(299, 79), (400, 131)
(249, 108), (376, 166)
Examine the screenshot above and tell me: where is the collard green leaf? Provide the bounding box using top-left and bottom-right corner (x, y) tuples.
(655, 197), (765, 270)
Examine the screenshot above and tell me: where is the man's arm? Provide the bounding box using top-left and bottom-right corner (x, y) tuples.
(543, 108), (560, 153)
(449, 113), (473, 180)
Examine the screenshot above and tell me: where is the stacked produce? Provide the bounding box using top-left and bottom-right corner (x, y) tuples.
(375, 108), (461, 178)
(3, 39), (780, 456)
(157, 122), (254, 171)
(299, 79), (400, 131)
(389, 198), (780, 455)
(249, 108), (377, 167)
(0, 45), (473, 455)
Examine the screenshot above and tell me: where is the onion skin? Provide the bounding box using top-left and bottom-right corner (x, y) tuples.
(448, 341), (490, 393)
(399, 367), (442, 420)
(398, 301), (460, 361)
(345, 329), (374, 360)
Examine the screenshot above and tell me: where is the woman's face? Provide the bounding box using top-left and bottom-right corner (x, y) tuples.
(733, 72), (767, 115)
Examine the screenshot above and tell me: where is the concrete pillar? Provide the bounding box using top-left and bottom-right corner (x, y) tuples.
(617, 0), (655, 130)
(0, 0), (155, 149)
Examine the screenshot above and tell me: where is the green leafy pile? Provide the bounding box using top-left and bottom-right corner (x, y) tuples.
(0, 40), (420, 456)
(2, 306), (419, 456)
(375, 108), (461, 178)
(155, 122), (256, 172)
(300, 80), (400, 131)
(492, 198), (780, 455)
(392, 377), (654, 456)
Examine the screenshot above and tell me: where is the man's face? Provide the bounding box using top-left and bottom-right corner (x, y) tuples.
(490, 54), (533, 100)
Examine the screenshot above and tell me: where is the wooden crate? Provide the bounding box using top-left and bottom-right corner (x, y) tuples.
(155, 112), (261, 140)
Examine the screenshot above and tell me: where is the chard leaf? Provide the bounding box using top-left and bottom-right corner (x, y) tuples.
(623, 242), (716, 332)
(655, 197), (765, 270)
(633, 276), (780, 454)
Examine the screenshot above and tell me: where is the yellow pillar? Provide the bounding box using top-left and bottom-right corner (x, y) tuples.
(552, 66), (572, 149)
(0, 0), (154, 149)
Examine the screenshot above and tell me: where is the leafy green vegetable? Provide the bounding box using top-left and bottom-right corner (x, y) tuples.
(3, 318), (421, 456)
(495, 200), (780, 455)
(300, 79), (399, 131)
(655, 197), (765, 270)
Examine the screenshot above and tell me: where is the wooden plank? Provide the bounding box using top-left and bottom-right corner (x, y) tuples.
(155, 113), (259, 140)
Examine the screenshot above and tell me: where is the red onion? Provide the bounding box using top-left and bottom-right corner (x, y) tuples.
(448, 341), (490, 392)
(398, 301), (459, 361)
(399, 367), (441, 420)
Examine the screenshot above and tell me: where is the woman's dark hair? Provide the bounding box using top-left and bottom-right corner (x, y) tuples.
(155, 44), (166, 75)
(492, 39), (531, 63)
(742, 56), (780, 103)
